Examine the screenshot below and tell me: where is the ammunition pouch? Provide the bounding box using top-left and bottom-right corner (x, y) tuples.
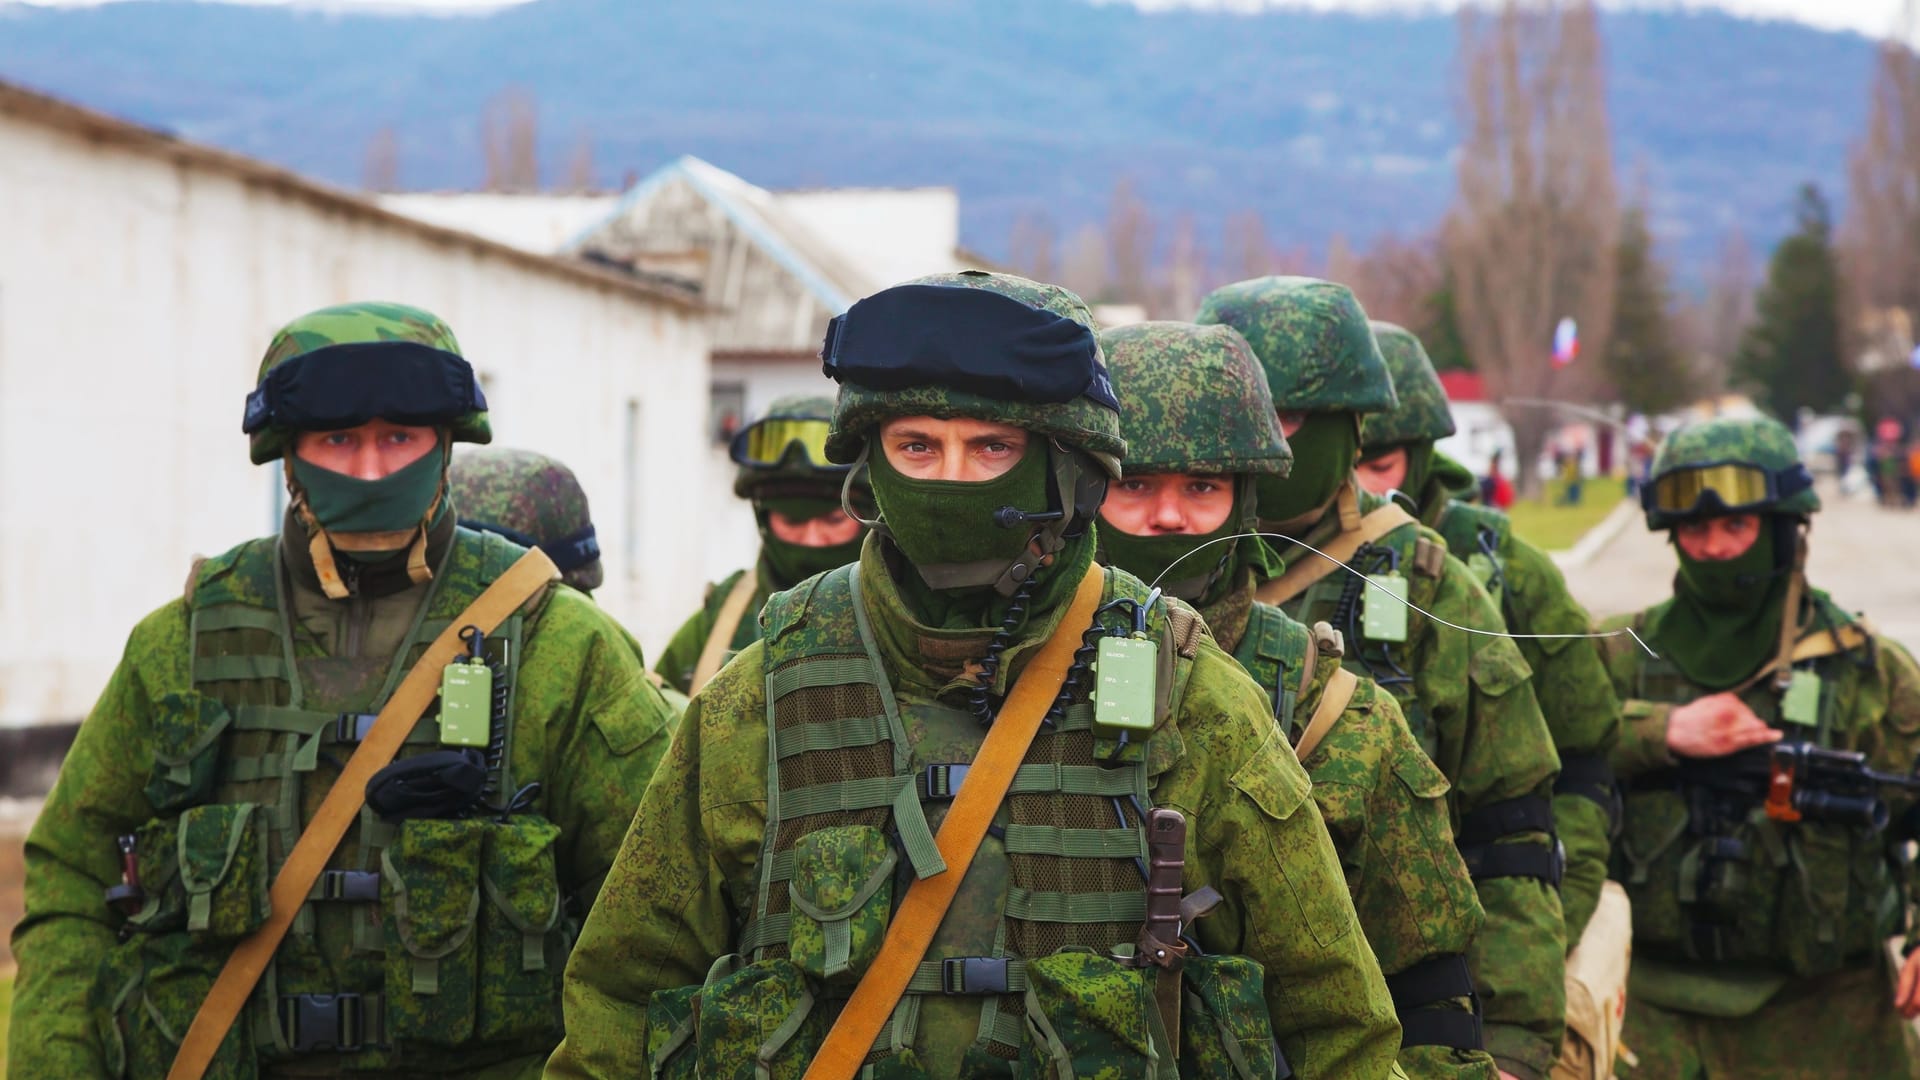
(786, 825), (896, 986)
(1179, 953), (1288, 1080)
(1021, 949), (1166, 1078)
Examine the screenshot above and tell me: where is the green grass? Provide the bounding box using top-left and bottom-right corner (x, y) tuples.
(1504, 475), (1627, 552)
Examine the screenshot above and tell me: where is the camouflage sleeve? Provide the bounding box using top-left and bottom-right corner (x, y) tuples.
(8, 602), (185, 1079)
(651, 602), (715, 698)
(1415, 556), (1565, 1079)
(544, 645), (770, 1080)
(1156, 646), (1403, 1079)
(1500, 534), (1620, 944)
(521, 588), (677, 905)
(1862, 635), (1920, 954)
(1594, 612), (1673, 781)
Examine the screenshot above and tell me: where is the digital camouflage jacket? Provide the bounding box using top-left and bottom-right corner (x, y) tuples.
(9, 527), (675, 1079)
(545, 538), (1404, 1079)
(1267, 482), (1566, 1079)
(1598, 590), (1920, 1017)
(1420, 454), (1620, 943)
(1203, 578), (1494, 1080)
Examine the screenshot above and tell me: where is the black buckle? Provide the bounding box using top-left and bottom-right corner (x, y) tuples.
(920, 764), (970, 801)
(318, 870), (380, 902)
(334, 713), (377, 743)
(941, 957), (1009, 995)
(280, 992), (364, 1053)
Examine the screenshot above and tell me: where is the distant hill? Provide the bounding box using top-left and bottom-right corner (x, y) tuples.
(0, 0), (1879, 273)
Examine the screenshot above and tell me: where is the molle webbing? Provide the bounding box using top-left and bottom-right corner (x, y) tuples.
(183, 528), (532, 1050)
(751, 563), (1159, 1060)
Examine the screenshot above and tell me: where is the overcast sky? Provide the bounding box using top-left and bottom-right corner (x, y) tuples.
(3, 0), (1902, 41)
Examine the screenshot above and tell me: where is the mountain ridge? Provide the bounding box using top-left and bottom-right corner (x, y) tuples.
(0, 0), (1878, 274)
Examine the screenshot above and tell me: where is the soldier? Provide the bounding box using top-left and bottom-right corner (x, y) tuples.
(1355, 322), (1621, 944)
(9, 302), (674, 1078)
(546, 272), (1402, 1078)
(1198, 277), (1568, 1080)
(1598, 415), (1920, 1078)
(453, 447), (608, 597)
(1095, 320), (1494, 1078)
(653, 394), (872, 695)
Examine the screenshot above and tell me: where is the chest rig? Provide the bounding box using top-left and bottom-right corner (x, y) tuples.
(101, 529), (570, 1078)
(1617, 602), (1900, 976)
(737, 563), (1192, 1065)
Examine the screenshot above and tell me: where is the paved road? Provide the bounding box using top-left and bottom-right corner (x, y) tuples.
(1563, 482), (1920, 653)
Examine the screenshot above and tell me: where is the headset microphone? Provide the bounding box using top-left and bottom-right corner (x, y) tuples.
(993, 506), (1066, 529)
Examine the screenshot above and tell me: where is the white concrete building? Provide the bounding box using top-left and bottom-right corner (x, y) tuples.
(0, 81), (711, 728)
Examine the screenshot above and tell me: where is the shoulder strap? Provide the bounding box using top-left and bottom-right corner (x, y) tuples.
(167, 547), (560, 1080)
(691, 571), (760, 694)
(803, 564), (1109, 1080)
(1792, 621), (1873, 662)
(1256, 487), (1416, 607)
(1294, 666), (1358, 762)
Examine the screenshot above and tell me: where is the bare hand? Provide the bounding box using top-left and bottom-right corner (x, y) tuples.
(1666, 693), (1782, 759)
(1499, 1071), (1522, 1080)
(1897, 947), (1920, 1019)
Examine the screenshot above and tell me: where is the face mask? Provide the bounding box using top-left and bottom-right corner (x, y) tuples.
(1099, 481), (1265, 602)
(757, 496), (865, 587)
(868, 441), (1051, 584)
(290, 449), (445, 561)
(1675, 525), (1777, 610)
(1257, 412), (1357, 525)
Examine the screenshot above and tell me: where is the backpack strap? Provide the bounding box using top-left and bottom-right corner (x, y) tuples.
(1255, 484), (1416, 606)
(691, 571), (760, 694)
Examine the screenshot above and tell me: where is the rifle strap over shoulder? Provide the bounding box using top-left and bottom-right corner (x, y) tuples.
(166, 548), (559, 1080)
(691, 571), (759, 694)
(1256, 484), (1415, 608)
(1294, 667), (1358, 762)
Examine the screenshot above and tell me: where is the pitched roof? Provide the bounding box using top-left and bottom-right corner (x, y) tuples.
(0, 79), (700, 309)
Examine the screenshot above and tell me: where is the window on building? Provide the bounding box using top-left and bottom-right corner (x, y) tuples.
(710, 381), (746, 446)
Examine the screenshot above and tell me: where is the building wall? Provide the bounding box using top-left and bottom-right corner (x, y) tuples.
(0, 106), (710, 726)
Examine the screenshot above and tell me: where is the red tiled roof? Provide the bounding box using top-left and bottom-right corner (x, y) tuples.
(1438, 371), (1486, 402)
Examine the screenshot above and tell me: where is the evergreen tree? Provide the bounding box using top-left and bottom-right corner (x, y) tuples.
(1421, 275), (1475, 372)
(1735, 184), (1849, 419)
(1605, 203), (1691, 413)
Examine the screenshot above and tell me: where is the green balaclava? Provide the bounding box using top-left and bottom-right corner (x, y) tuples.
(1260, 413), (1358, 529)
(290, 444), (449, 567)
(1648, 520), (1790, 690)
(867, 441), (1053, 591)
(757, 495), (866, 587)
(1098, 481), (1282, 605)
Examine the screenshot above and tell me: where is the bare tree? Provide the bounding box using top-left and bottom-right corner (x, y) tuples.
(1222, 210), (1274, 283)
(1689, 227), (1755, 392)
(1343, 232), (1446, 331)
(362, 126), (400, 192)
(481, 86), (541, 193)
(1844, 0), (1920, 363)
(1324, 233), (1359, 289)
(1061, 223), (1111, 302)
(1444, 0), (1619, 495)
(1164, 213), (1208, 319)
(562, 127), (597, 192)
(1106, 178), (1156, 307)
(1007, 211), (1060, 283)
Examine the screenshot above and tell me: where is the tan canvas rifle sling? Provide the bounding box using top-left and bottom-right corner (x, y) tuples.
(1256, 484), (1416, 608)
(802, 563), (1109, 1080)
(690, 571), (760, 694)
(166, 547), (560, 1080)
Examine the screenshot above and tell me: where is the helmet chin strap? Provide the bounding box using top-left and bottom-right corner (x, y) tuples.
(283, 448), (445, 600)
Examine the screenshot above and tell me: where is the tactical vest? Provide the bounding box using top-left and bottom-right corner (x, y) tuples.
(1285, 518), (1562, 890)
(95, 529), (572, 1079)
(640, 564), (1286, 1079)
(1615, 602), (1901, 977)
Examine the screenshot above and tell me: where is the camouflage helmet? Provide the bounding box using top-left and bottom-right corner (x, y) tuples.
(1643, 415), (1820, 530)
(1360, 321), (1456, 452)
(731, 393), (865, 501)
(451, 447), (604, 593)
(246, 301), (491, 465)
(1099, 322), (1292, 477)
(1194, 276), (1398, 416)
(824, 270), (1126, 478)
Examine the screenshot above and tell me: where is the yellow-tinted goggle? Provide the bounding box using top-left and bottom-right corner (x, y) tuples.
(730, 416), (840, 471)
(1644, 463), (1774, 515)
